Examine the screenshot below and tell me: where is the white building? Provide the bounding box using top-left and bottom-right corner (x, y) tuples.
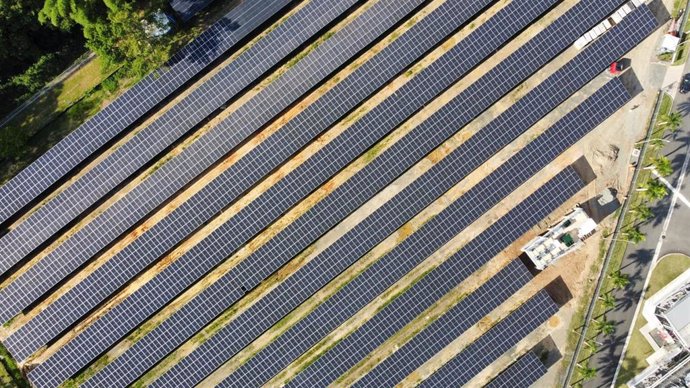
(521, 207), (597, 270)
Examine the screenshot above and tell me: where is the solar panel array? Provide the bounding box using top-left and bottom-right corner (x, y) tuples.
(0, 0), (290, 227)
(0, 1), (657, 387)
(170, 0), (216, 22)
(288, 78), (631, 387)
(75, 1), (568, 386)
(0, 0), (421, 348)
(0, 0), (357, 283)
(289, 260), (534, 387)
(216, 75), (629, 387)
(12, 0), (421, 366)
(420, 290), (559, 387)
(14, 0), (494, 370)
(485, 351), (547, 388)
(20, 1), (430, 384)
(152, 4), (648, 385)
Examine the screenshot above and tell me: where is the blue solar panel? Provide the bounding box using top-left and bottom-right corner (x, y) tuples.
(486, 351), (547, 388)
(420, 290), (558, 387)
(289, 261), (533, 387)
(20, 0), (426, 385)
(0, 0), (291, 227)
(0, 0), (355, 282)
(8, 0), (422, 364)
(289, 79), (630, 387)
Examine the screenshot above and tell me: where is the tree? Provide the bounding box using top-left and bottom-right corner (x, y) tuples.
(609, 270), (630, 290)
(659, 111), (683, 133)
(647, 156), (673, 177)
(577, 362), (597, 380)
(599, 293), (616, 310)
(622, 227), (646, 244)
(39, 0), (171, 76)
(629, 203), (652, 222)
(649, 138), (667, 148)
(595, 319), (616, 335)
(638, 179), (668, 201)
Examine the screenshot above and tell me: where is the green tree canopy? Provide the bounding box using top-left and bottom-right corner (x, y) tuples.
(630, 203), (652, 222)
(660, 111), (683, 132)
(609, 270), (630, 290)
(641, 179), (668, 201)
(39, 0), (171, 75)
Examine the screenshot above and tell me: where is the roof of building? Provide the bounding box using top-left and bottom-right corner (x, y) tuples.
(666, 294), (690, 334)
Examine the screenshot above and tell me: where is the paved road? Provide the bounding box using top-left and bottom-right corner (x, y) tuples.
(582, 62), (690, 387)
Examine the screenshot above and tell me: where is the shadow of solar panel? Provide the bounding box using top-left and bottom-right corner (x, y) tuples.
(485, 351), (547, 388)
(0, 0), (291, 227)
(0, 0), (357, 285)
(420, 290), (558, 387)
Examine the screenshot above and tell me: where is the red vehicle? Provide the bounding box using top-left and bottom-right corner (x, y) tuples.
(609, 61), (624, 75)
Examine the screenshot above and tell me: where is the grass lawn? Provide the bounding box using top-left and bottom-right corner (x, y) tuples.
(2, 55), (114, 141)
(615, 254), (690, 387)
(616, 316), (653, 387)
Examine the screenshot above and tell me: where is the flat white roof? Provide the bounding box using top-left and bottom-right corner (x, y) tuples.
(666, 294), (690, 333)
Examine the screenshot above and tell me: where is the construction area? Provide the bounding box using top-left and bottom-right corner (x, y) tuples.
(0, 0), (673, 387)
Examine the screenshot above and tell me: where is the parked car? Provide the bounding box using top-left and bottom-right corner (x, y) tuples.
(680, 73), (690, 94)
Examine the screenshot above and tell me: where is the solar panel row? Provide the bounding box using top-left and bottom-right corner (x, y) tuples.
(0, 0), (419, 338)
(0, 0), (291, 227)
(20, 0), (427, 383)
(295, 77), (631, 387)
(420, 289), (559, 387)
(71, 1), (560, 386)
(0, 0), (357, 282)
(218, 73), (630, 387)
(170, 0), (216, 22)
(288, 80), (629, 386)
(152, 3), (647, 385)
(485, 351), (547, 388)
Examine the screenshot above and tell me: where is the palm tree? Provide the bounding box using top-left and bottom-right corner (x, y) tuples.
(622, 227), (646, 244)
(595, 319), (616, 335)
(586, 338), (603, 351)
(638, 180), (668, 201)
(646, 156), (673, 176)
(648, 138), (667, 148)
(577, 362), (598, 380)
(629, 203), (652, 222)
(609, 270), (630, 290)
(599, 293), (616, 310)
(659, 111), (683, 133)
